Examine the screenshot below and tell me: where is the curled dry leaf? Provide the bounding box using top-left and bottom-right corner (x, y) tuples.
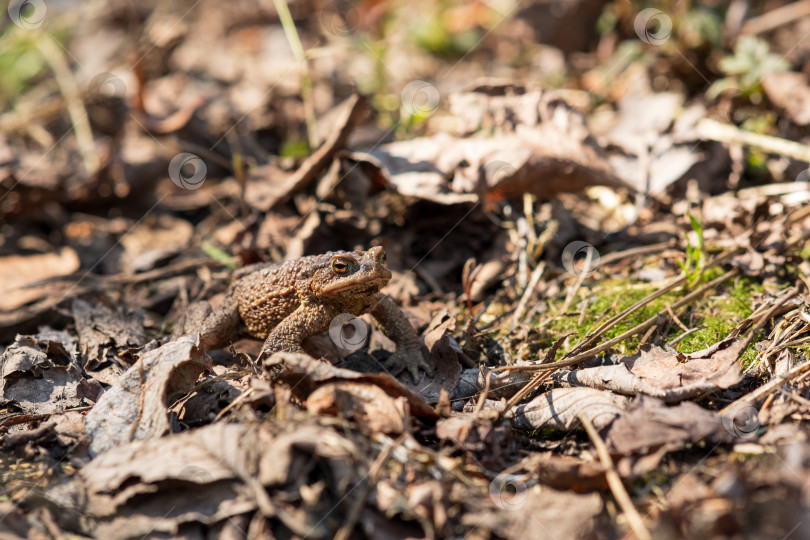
(413, 311), (464, 404)
(46, 422), (263, 540)
(50, 420), (362, 539)
(551, 341), (745, 402)
(84, 334), (210, 456)
(1, 410), (87, 455)
(306, 381), (408, 434)
(508, 387), (628, 431)
(265, 352), (437, 419)
(350, 86), (632, 206)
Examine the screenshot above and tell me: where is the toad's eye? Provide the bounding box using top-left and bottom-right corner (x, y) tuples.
(377, 252), (386, 265)
(331, 258), (351, 274)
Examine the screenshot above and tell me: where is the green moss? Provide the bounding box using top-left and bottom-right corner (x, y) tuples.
(528, 275), (764, 362)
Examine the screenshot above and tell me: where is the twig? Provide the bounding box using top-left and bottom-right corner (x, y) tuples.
(510, 262), (545, 330)
(499, 370), (552, 417)
(697, 118), (810, 163)
(578, 412), (652, 540)
(529, 268), (740, 373)
(597, 241), (674, 266)
(740, 0), (810, 35)
(667, 325), (706, 346)
(569, 247), (742, 357)
(473, 365), (494, 415)
(665, 302), (689, 332)
(720, 358), (810, 415)
(561, 249), (593, 314)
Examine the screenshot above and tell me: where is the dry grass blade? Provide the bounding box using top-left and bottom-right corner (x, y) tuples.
(578, 412), (652, 540)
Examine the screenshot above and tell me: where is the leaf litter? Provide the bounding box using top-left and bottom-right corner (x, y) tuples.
(2, 1), (810, 539)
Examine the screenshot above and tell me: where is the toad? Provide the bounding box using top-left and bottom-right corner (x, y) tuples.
(197, 246), (431, 381)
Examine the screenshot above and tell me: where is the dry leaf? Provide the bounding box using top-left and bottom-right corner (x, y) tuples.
(509, 387), (627, 431)
(0, 248), (80, 311)
(0, 335), (89, 415)
(306, 381), (408, 434)
(84, 334), (210, 455)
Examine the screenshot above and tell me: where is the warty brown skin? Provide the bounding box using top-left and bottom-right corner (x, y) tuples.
(198, 246), (431, 381)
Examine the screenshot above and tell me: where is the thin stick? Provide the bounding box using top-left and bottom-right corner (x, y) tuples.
(561, 249), (593, 314)
(721, 359), (810, 415)
(510, 262), (545, 330)
(697, 118), (810, 163)
(578, 412), (652, 540)
(500, 370), (552, 417)
(597, 241), (674, 266)
(569, 247), (742, 357)
(541, 268), (739, 372)
(665, 302), (689, 332)
(741, 0), (810, 35)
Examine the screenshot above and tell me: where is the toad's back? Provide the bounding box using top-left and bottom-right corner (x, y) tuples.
(233, 256), (325, 339)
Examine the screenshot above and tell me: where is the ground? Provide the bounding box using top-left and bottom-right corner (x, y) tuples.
(2, 1), (810, 539)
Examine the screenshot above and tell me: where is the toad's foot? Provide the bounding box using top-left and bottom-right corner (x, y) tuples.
(385, 348), (432, 384)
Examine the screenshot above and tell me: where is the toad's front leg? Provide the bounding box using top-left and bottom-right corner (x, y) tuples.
(261, 302), (333, 358)
(370, 293), (432, 383)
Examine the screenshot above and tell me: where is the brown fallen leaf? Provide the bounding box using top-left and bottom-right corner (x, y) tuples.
(436, 414), (514, 470)
(0, 335), (91, 416)
(465, 486), (604, 540)
(551, 340), (745, 402)
(0, 248), (80, 311)
(407, 311), (464, 404)
(530, 453), (609, 492)
(603, 395), (735, 475)
(84, 334), (210, 455)
(306, 381), (408, 434)
(47, 422), (262, 540)
(72, 298), (146, 371)
(508, 387), (628, 431)
(1, 410), (87, 457)
(350, 85), (634, 206)
(265, 352), (437, 419)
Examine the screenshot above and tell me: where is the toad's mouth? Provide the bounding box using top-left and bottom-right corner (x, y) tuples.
(320, 276), (389, 297)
